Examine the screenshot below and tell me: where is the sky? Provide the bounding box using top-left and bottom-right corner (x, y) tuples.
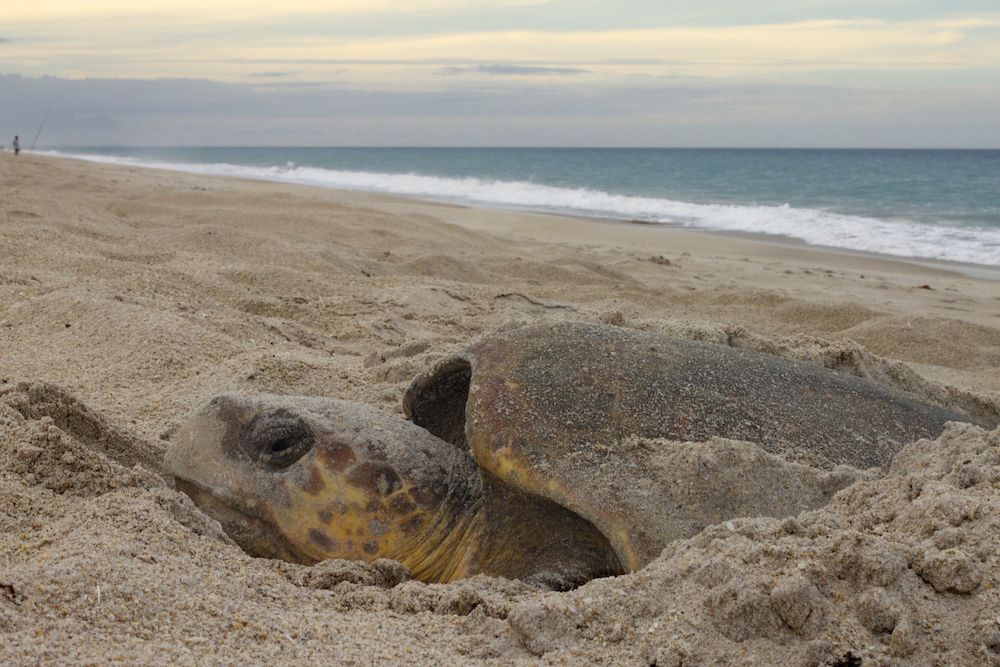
(3, 1), (1000, 147)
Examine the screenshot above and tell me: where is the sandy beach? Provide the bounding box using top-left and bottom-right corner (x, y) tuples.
(2, 153), (999, 665)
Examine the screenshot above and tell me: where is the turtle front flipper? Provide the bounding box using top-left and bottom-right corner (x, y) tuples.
(405, 351), (627, 585)
(403, 353), (473, 450)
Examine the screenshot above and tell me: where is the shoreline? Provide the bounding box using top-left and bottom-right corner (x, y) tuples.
(604, 215), (1000, 283)
(38, 151), (1000, 282)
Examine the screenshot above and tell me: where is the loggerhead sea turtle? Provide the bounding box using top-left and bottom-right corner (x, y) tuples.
(166, 322), (986, 588)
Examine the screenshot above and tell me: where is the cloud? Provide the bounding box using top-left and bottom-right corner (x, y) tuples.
(249, 71), (295, 78)
(0, 1), (551, 22)
(0, 37), (10, 43)
(3, 71), (999, 149)
(336, 19), (1000, 73)
(4, 15), (999, 83)
(437, 64), (587, 75)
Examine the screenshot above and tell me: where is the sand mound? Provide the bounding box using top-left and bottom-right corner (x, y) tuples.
(507, 422), (1000, 665)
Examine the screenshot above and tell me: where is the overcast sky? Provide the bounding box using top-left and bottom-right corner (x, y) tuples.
(3, 1), (1000, 147)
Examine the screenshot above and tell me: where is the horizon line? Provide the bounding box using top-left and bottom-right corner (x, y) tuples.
(41, 144), (1000, 152)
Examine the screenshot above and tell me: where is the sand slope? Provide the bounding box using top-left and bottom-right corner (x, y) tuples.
(2, 154), (999, 665)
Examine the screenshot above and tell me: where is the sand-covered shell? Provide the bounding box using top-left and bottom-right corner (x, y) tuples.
(404, 322), (983, 570)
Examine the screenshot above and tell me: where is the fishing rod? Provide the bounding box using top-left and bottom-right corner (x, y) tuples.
(29, 111), (49, 151)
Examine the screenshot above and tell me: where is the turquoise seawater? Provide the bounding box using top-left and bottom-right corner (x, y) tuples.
(49, 147), (1000, 266)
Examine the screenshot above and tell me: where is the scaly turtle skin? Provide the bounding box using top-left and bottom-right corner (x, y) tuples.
(166, 322), (985, 587)
(167, 394), (618, 585)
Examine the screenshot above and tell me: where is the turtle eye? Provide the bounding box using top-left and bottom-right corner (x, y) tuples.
(244, 412), (315, 469)
(262, 434), (311, 468)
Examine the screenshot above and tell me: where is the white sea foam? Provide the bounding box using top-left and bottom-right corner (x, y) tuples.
(47, 151), (1000, 266)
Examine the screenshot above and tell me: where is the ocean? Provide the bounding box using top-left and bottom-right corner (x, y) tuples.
(46, 147), (1000, 267)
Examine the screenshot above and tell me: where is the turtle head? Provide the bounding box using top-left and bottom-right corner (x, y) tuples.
(165, 394), (483, 571)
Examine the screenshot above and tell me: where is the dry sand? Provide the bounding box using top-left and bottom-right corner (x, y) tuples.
(2, 153), (999, 665)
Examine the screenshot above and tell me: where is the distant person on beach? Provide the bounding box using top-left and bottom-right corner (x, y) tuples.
(13, 136), (19, 155)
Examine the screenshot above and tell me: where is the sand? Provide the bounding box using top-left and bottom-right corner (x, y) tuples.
(1, 152), (999, 665)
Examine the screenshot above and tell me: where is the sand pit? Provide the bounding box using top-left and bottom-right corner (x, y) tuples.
(2, 154), (999, 665)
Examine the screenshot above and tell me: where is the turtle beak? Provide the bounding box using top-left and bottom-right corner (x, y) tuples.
(165, 402), (230, 487)
(165, 396), (266, 512)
